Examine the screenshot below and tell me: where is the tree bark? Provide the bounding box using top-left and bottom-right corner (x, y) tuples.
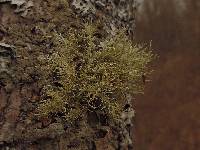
(0, 0), (136, 149)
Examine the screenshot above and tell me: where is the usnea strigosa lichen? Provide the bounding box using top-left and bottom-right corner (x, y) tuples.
(32, 24), (154, 123)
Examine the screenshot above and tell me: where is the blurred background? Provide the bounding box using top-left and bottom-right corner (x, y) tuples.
(134, 0), (200, 149)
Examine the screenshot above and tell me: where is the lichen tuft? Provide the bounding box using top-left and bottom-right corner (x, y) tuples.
(35, 25), (154, 122)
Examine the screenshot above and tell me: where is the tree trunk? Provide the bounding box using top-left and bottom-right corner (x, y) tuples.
(0, 0), (136, 149)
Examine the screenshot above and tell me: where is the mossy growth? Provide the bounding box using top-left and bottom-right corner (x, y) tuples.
(34, 24), (154, 123)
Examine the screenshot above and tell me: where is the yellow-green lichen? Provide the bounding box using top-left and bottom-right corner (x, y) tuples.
(35, 25), (154, 122)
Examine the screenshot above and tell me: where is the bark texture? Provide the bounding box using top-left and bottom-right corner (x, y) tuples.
(0, 0), (136, 149)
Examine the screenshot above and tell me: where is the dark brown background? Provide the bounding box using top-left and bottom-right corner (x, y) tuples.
(134, 0), (200, 149)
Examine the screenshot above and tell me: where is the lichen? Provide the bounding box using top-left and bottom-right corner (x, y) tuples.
(35, 24), (154, 123)
(0, 0), (34, 17)
(71, 0), (137, 35)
